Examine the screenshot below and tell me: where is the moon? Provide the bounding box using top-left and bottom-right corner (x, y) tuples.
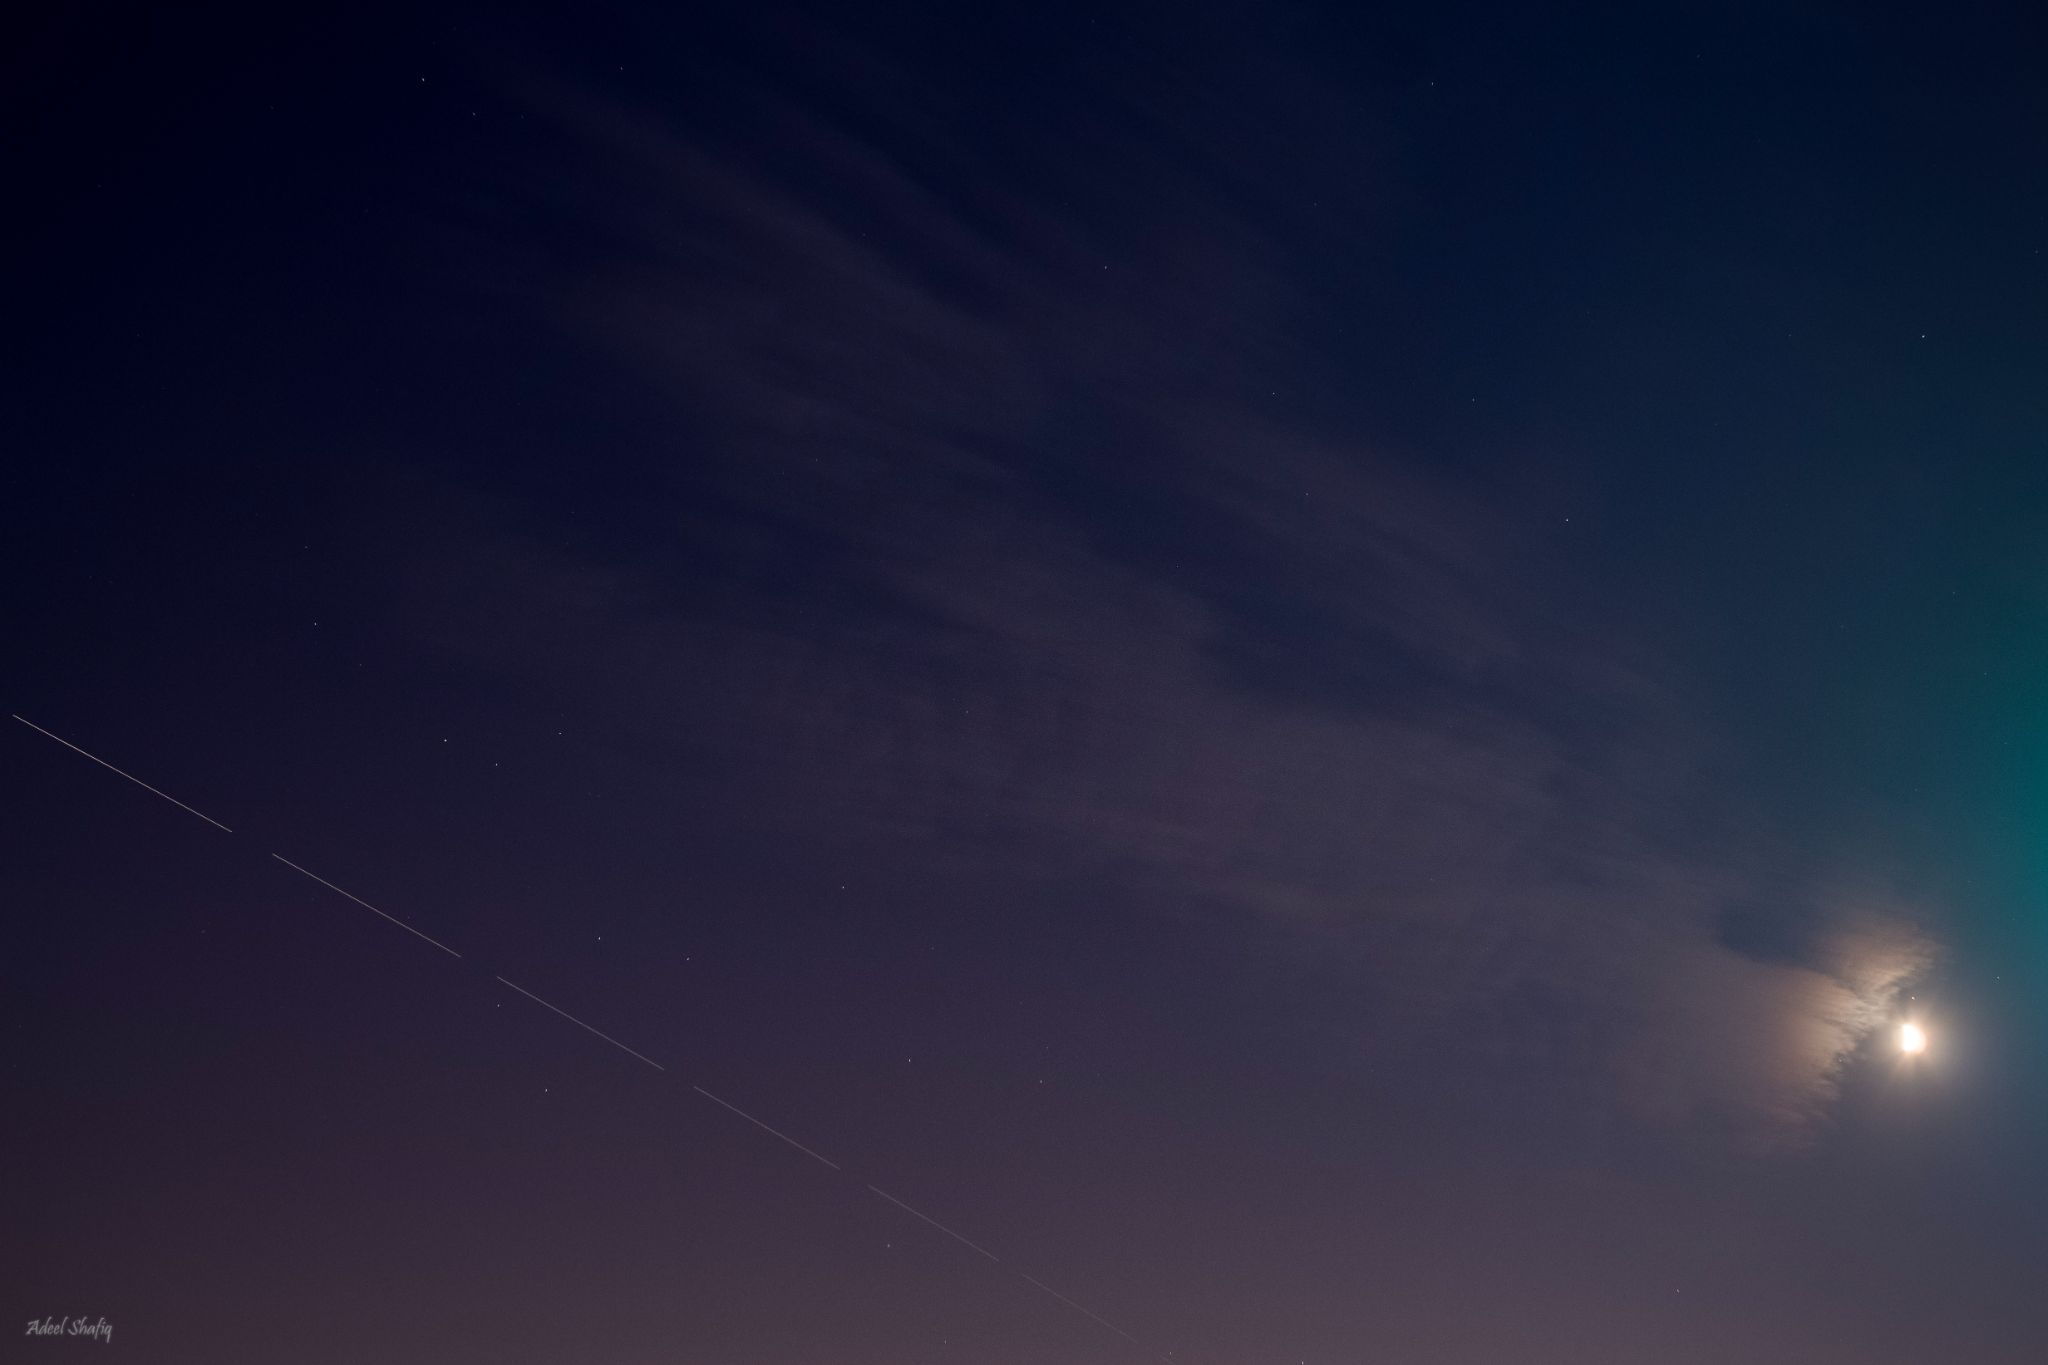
(1899, 1022), (1927, 1054)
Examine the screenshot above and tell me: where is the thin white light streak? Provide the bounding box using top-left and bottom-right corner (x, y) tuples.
(496, 976), (667, 1071)
(20, 712), (1172, 1359)
(691, 1086), (841, 1170)
(1021, 1272), (1140, 1343)
(12, 715), (234, 831)
(867, 1185), (1003, 1263)
(271, 854), (465, 959)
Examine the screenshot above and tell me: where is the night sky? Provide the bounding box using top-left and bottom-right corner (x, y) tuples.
(10, 2), (2048, 1361)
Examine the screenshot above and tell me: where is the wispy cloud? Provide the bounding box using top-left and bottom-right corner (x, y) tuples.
(403, 49), (1937, 1151)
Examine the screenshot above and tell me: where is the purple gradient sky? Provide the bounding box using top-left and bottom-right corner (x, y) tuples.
(10, 2), (2048, 1361)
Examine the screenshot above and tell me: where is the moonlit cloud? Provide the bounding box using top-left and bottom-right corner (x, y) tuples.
(397, 57), (1940, 1152)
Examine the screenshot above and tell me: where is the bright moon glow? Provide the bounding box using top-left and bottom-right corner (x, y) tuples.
(1900, 1023), (1927, 1054)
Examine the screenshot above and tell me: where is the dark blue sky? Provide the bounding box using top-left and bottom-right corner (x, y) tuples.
(10, 2), (2048, 1361)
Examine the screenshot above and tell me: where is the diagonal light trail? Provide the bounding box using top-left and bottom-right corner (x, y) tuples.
(1021, 1272), (1141, 1343)
(16, 710), (1171, 1360)
(272, 854), (465, 959)
(495, 975), (667, 1071)
(12, 715), (233, 831)
(692, 1085), (840, 1169)
(867, 1184), (1004, 1263)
